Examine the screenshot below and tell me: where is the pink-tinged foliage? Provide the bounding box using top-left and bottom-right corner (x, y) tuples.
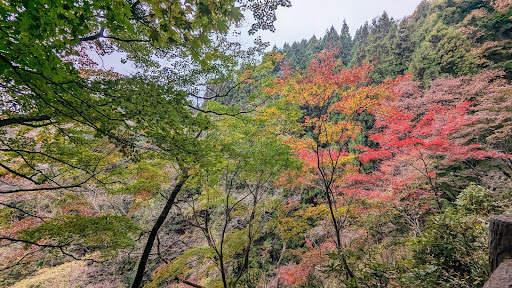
(0, 217), (42, 237)
(492, 0), (512, 11)
(360, 101), (508, 165)
(359, 99), (511, 207)
(277, 240), (336, 285)
(396, 70), (512, 152)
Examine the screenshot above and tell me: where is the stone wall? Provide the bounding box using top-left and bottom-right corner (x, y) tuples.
(484, 215), (512, 288)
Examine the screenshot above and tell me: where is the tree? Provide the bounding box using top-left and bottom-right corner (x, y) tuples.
(0, 0), (292, 286)
(278, 238), (334, 286)
(409, 23), (478, 84)
(271, 49), (403, 281)
(350, 21), (370, 67)
(148, 82), (296, 287)
(390, 19), (415, 76)
(363, 11), (399, 82)
(396, 70), (512, 189)
(339, 20), (353, 66)
(322, 26), (340, 49)
(359, 101), (510, 209)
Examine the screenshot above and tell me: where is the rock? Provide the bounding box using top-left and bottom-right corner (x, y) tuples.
(483, 259), (512, 288)
(489, 214), (512, 272)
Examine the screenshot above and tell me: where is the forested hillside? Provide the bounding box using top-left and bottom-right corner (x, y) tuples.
(1, 0), (512, 287)
(281, 0), (512, 84)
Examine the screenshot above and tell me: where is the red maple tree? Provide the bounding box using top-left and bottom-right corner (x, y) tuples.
(359, 101), (511, 209)
(271, 48), (404, 280)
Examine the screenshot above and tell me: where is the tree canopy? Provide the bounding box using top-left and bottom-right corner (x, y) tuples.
(2, 0), (512, 287)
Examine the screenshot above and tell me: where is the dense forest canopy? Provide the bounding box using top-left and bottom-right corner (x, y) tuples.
(281, 0), (512, 84)
(1, 0), (512, 287)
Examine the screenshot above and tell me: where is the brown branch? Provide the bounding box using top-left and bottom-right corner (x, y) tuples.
(0, 148), (98, 174)
(176, 278), (204, 288)
(79, 28), (149, 43)
(0, 174), (96, 194)
(189, 76), (252, 101)
(0, 249), (40, 272)
(0, 237), (102, 263)
(0, 162), (41, 185)
(0, 202), (47, 221)
(188, 104), (253, 117)
(0, 236), (66, 248)
(0, 115), (51, 128)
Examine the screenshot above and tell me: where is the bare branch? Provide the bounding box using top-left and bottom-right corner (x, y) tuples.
(0, 115), (51, 128)
(79, 28), (150, 43)
(176, 278), (204, 288)
(0, 202), (47, 221)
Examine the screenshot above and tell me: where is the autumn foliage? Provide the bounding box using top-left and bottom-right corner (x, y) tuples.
(267, 47), (512, 285)
(274, 49), (405, 195)
(268, 49), (408, 281)
(3, 0), (512, 286)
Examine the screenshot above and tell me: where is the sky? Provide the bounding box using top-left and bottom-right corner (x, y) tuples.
(239, 0), (424, 48)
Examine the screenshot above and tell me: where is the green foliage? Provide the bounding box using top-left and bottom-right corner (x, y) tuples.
(279, 0), (512, 84)
(406, 210), (489, 287)
(409, 23), (478, 84)
(339, 20), (354, 66)
(106, 153), (177, 199)
(360, 12), (399, 82)
(148, 82), (299, 285)
(52, 193), (89, 214)
(20, 215), (141, 257)
(149, 246), (216, 288)
(350, 22), (370, 67)
(2, 1), (512, 287)
(0, 0), (282, 72)
(0, 207), (11, 228)
(299, 275), (325, 288)
(456, 183), (492, 214)
(280, 205), (328, 246)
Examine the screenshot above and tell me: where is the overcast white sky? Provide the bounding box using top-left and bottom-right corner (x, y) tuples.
(240, 0), (424, 48)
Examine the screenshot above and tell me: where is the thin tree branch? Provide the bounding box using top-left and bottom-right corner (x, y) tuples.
(0, 202), (47, 221)
(79, 28), (150, 43)
(0, 115), (51, 128)
(176, 278), (204, 288)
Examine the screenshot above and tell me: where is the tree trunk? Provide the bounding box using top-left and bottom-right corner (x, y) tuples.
(489, 214), (512, 273)
(324, 187), (354, 279)
(131, 173), (189, 288)
(275, 240), (286, 288)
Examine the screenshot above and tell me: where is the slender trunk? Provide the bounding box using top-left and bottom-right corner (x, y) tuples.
(324, 187), (354, 279)
(232, 193), (257, 286)
(219, 192), (229, 288)
(219, 255), (228, 288)
(131, 172), (189, 288)
(276, 241), (287, 288)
